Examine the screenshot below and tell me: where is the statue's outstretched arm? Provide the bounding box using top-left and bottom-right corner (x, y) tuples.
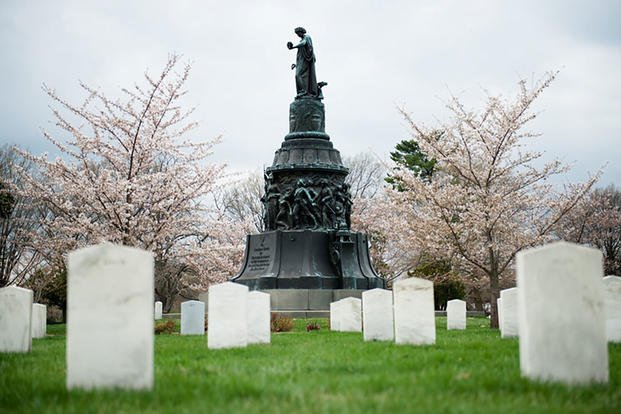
(287, 37), (307, 50)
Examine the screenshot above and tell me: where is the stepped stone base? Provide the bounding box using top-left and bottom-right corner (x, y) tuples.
(265, 289), (364, 310)
(198, 288), (364, 316)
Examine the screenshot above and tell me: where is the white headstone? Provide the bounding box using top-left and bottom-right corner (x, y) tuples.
(0, 286), (33, 353)
(603, 275), (621, 343)
(330, 300), (341, 331)
(517, 241), (608, 384)
(154, 301), (163, 320)
(66, 243), (154, 390)
(362, 288), (394, 341)
(500, 288), (519, 338)
(446, 299), (466, 330)
(247, 291), (271, 344)
(207, 282), (248, 349)
(497, 297), (503, 332)
(339, 297), (362, 332)
(180, 300), (205, 336)
(393, 277), (435, 345)
(31, 303), (47, 339)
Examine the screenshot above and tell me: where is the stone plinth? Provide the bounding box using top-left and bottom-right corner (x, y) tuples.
(207, 282), (248, 349)
(339, 297), (362, 332)
(180, 300), (205, 336)
(500, 288), (519, 338)
(362, 288), (394, 341)
(497, 298), (503, 332)
(247, 291), (271, 344)
(0, 286), (33, 353)
(154, 301), (163, 320)
(446, 299), (466, 330)
(516, 242), (608, 384)
(31, 303), (47, 339)
(66, 243), (154, 390)
(393, 277), (435, 345)
(329, 301), (340, 331)
(603, 275), (621, 342)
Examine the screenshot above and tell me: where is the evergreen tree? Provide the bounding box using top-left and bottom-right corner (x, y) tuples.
(386, 133), (439, 189)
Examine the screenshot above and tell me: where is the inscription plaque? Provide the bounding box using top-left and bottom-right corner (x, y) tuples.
(248, 246), (272, 272)
(239, 232), (279, 278)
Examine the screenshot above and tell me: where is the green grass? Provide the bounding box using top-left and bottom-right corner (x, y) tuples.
(1, 317), (620, 413)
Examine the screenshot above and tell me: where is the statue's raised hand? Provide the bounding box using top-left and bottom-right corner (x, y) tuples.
(287, 41), (293, 49)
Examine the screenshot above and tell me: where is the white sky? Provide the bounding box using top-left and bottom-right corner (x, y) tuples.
(1, 0), (620, 186)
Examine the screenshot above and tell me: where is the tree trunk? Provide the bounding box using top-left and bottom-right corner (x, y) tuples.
(467, 286), (485, 311)
(61, 300), (67, 323)
(488, 270), (499, 328)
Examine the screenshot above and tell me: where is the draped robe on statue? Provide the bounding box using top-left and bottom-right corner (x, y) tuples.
(295, 35), (318, 97)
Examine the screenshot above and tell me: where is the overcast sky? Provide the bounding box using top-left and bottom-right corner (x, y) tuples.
(1, 0), (619, 186)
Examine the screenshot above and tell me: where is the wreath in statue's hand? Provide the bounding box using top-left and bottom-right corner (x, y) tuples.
(286, 41), (293, 49)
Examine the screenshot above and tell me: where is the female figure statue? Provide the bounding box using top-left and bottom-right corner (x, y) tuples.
(287, 27), (318, 98)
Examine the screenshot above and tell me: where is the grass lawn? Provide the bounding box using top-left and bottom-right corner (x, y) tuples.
(1, 317), (620, 413)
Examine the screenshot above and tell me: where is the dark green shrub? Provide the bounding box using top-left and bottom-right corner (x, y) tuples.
(434, 278), (466, 310)
(409, 258), (465, 310)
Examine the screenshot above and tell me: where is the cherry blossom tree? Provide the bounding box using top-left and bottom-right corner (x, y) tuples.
(342, 152), (412, 282)
(17, 55), (240, 302)
(557, 185), (621, 275)
(393, 72), (599, 327)
(0, 145), (44, 287)
(344, 153), (422, 283)
(350, 192), (422, 283)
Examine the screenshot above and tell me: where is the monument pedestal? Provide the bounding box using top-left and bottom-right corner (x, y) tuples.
(231, 230), (384, 290)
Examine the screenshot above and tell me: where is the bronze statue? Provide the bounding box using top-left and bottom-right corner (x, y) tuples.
(287, 27), (318, 99)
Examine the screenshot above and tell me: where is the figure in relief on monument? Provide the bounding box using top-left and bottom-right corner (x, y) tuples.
(292, 178), (320, 228)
